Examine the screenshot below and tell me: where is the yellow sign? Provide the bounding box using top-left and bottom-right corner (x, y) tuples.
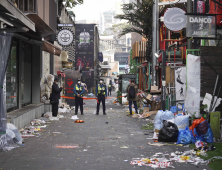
(62, 61), (73, 68)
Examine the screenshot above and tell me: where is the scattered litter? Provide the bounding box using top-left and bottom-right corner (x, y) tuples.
(52, 132), (61, 134)
(43, 112), (52, 118)
(71, 115), (79, 120)
(54, 144), (79, 148)
(120, 146), (129, 148)
(75, 120), (84, 123)
(21, 134), (35, 137)
(105, 122), (109, 124)
(147, 142), (165, 146)
(123, 160), (128, 162)
(83, 149), (88, 151)
(57, 115), (64, 118)
(49, 117), (59, 121)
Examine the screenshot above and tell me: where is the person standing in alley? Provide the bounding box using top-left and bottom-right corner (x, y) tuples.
(96, 78), (107, 115)
(126, 80), (138, 115)
(108, 83), (112, 96)
(74, 79), (85, 115)
(50, 77), (63, 118)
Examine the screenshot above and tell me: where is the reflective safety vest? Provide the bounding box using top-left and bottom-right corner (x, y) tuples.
(108, 85), (111, 89)
(97, 84), (106, 95)
(75, 85), (83, 97)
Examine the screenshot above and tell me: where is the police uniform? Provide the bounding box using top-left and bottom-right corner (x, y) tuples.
(96, 80), (107, 115)
(108, 84), (112, 96)
(74, 80), (85, 115)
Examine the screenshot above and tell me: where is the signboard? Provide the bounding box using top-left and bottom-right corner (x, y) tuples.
(64, 70), (81, 106)
(62, 61), (73, 68)
(186, 14), (216, 38)
(174, 67), (186, 100)
(164, 8), (186, 31)
(75, 24), (95, 89)
(185, 54), (201, 118)
(58, 24), (73, 27)
(57, 28), (74, 46)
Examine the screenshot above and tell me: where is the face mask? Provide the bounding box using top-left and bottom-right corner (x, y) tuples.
(100, 81), (103, 84)
(78, 81), (81, 84)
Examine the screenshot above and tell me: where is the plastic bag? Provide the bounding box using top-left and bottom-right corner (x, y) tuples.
(177, 127), (192, 144)
(203, 124), (214, 143)
(158, 120), (179, 142)
(189, 117), (205, 136)
(196, 120), (208, 136)
(154, 110), (174, 130)
(6, 123), (22, 144)
(154, 110), (164, 130)
(170, 106), (180, 113)
(174, 115), (189, 130)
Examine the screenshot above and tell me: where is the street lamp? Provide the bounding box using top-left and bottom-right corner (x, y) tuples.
(155, 49), (166, 111)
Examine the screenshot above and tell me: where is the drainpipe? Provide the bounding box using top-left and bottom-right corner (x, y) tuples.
(187, 0), (192, 50)
(152, 0), (157, 86)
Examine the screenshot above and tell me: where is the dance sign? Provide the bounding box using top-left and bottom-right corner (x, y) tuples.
(186, 14), (216, 38)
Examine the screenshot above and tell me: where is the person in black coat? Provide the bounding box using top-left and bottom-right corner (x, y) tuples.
(50, 77), (63, 117)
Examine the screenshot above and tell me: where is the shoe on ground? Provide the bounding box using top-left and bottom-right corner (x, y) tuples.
(81, 113), (84, 115)
(103, 112), (107, 115)
(75, 113), (78, 115)
(96, 112), (99, 115)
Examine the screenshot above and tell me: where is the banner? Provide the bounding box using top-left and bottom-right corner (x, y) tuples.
(75, 24), (95, 89)
(185, 54), (201, 118)
(175, 67), (186, 100)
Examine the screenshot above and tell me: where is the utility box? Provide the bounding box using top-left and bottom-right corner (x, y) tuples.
(210, 112), (221, 141)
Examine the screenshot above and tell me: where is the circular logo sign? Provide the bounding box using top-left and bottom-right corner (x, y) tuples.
(164, 8), (187, 31)
(57, 29), (74, 46)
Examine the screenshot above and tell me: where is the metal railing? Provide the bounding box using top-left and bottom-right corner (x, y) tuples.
(14, 0), (36, 13)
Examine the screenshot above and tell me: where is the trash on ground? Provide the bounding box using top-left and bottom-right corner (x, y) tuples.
(71, 115), (79, 120)
(49, 117), (59, 121)
(120, 146), (129, 148)
(54, 144), (79, 148)
(75, 120), (84, 123)
(147, 142), (165, 146)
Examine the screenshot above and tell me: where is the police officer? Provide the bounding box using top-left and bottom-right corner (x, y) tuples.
(108, 83), (112, 96)
(96, 78), (107, 115)
(74, 79), (85, 115)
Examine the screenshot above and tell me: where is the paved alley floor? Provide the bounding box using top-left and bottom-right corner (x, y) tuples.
(0, 93), (211, 170)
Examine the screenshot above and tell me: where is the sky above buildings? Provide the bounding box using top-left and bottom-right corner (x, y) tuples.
(72, 0), (121, 21)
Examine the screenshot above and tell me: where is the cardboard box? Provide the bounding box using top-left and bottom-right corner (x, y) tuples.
(146, 94), (152, 100)
(151, 86), (158, 91)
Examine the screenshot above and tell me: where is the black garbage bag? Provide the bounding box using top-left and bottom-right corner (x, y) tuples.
(196, 120), (208, 136)
(158, 120), (179, 142)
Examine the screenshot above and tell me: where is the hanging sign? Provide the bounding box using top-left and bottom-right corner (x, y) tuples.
(186, 14), (216, 38)
(57, 28), (75, 46)
(164, 8), (186, 31)
(62, 61), (73, 68)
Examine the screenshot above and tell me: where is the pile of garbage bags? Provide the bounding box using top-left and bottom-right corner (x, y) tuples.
(154, 110), (214, 144)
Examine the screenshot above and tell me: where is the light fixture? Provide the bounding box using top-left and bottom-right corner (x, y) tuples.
(155, 50), (163, 58)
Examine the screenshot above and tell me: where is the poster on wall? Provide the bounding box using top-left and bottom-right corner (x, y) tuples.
(75, 24), (95, 89)
(175, 67), (186, 100)
(64, 70), (81, 106)
(185, 54), (201, 118)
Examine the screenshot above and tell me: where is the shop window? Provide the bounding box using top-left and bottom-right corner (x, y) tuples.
(21, 43), (32, 106)
(6, 41), (18, 112)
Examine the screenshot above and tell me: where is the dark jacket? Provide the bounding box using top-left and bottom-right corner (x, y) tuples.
(126, 83), (138, 101)
(51, 82), (62, 103)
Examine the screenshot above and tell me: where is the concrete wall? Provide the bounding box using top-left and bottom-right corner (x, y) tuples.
(9, 104), (45, 130)
(32, 45), (42, 104)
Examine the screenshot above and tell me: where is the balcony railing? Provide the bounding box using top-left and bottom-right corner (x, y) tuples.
(14, 0), (36, 13)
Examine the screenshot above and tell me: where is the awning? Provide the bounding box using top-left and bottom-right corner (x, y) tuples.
(42, 40), (62, 56)
(0, 0), (35, 32)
